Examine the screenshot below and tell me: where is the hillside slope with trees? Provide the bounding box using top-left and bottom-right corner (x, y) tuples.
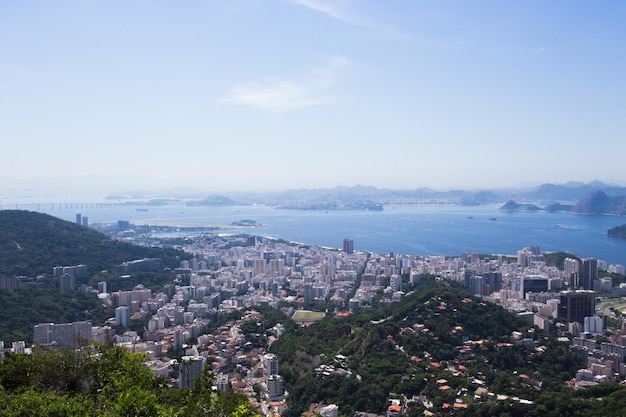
(268, 279), (617, 416)
(0, 210), (191, 277)
(0, 210), (193, 345)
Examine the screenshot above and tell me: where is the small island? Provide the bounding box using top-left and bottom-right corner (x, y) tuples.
(608, 224), (626, 238)
(545, 202), (574, 212)
(231, 219), (259, 227)
(498, 200), (542, 211)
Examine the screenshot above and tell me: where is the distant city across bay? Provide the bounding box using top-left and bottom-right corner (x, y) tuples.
(18, 202), (626, 268)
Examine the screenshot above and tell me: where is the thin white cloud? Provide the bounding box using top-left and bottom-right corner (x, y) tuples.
(219, 56), (348, 112)
(287, 0), (353, 23)
(532, 46), (551, 55)
(206, 0), (261, 13)
(285, 0), (410, 40)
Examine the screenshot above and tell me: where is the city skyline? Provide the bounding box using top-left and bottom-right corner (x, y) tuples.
(1, 1), (625, 194)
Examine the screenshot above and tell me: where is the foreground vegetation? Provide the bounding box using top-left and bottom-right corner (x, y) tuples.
(0, 344), (259, 417)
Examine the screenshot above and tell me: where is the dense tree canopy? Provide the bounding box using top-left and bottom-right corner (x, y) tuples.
(0, 344), (259, 417)
(271, 279), (589, 416)
(0, 287), (113, 344)
(0, 210), (191, 277)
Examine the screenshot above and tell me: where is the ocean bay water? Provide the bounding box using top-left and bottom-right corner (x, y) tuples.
(23, 202), (626, 266)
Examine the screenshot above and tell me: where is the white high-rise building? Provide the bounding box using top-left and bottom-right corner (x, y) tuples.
(216, 373), (229, 392)
(584, 315), (604, 334)
(12, 341), (25, 354)
(115, 306), (131, 328)
(267, 374), (284, 400)
(564, 258), (579, 276)
(265, 353), (279, 376)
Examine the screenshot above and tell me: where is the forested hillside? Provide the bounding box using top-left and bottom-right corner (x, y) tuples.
(0, 210), (193, 345)
(268, 279), (596, 416)
(0, 210), (191, 277)
(0, 287), (113, 344)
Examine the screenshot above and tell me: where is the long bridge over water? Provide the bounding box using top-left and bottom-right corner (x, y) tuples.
(0, 202), (130, 210)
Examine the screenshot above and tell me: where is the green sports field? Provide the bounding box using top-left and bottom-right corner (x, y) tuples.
(292, 310), (325, 320)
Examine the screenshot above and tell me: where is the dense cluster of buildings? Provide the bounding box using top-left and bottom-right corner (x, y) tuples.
(3, 231), (626, 414)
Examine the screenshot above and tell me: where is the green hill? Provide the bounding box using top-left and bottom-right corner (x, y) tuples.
(0, 287), (113, 344)
(0, 210), (190, 278)
(270, 279), (590, 416)
(0, 210), (193, 345)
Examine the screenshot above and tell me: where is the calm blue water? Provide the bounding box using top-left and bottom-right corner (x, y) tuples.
(21, 203), (626, 266)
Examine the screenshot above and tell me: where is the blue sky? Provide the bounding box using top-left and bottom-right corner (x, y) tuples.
(1, 1), (625, 194)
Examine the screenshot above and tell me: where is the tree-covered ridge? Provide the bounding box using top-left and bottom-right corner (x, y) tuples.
(269, 280), (587, 416)
(544, 252), (581, 270)
(0, 210), (191, 277)
(0, 270), (191, 345)
(0, 344), (260, 417)
(0, 287), (113, 344)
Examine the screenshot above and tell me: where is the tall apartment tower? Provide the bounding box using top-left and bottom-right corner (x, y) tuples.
(115, 306), (131, 328)
(216, 373), (230, 392)
(267, 374), (284, 400)
(581, 258), (598, 290)
(179, 356), (205, 389)
(265, 353), (279, 377)
(254, 259), (266, 276)
(59, 274), (75, 291)
(558, 290), (596, 323)
(343, 238), (354, 254)
(76, 213), (82, 225)
(564, 257), (581, 288)
(303, 283), (314, 303)
(564, 257), (579, 276)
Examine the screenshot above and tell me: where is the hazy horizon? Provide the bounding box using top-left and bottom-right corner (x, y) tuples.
(0, 176), (624, 203)
(2, 1), (625, 193)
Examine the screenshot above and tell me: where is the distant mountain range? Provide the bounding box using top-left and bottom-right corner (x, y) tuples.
(113, 181), (626, 211)
(515, 181), (626, 202)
